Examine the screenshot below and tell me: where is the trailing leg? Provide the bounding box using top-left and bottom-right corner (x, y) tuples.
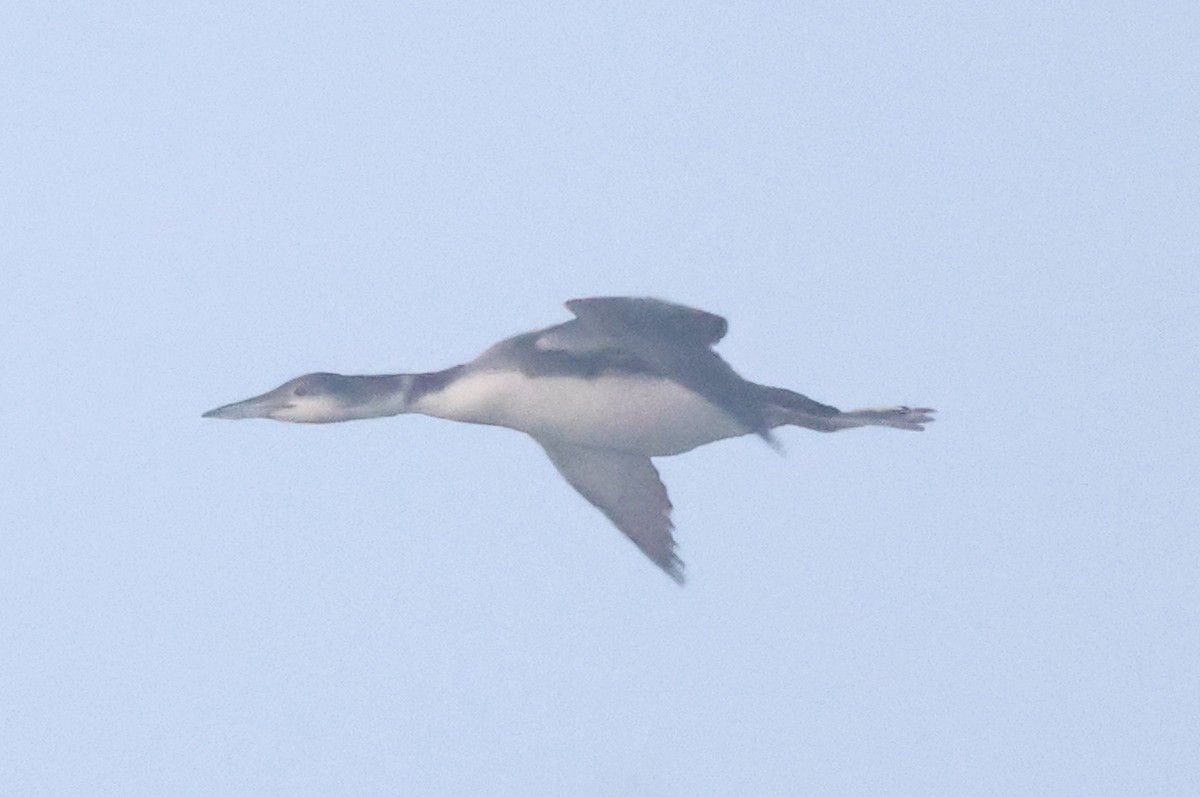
(758, 384), (935, 432)
(826, 406), (935, 431)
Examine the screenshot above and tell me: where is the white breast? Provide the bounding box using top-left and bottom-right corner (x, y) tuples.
(409, 370), (749, 456)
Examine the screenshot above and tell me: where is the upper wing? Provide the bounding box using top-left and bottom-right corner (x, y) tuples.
(565, 297), (774, 444)
(566, 296), (729, 347)
(539, 439), (684, 584)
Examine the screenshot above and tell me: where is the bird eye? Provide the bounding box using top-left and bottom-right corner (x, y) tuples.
(293, 386), (308, 397)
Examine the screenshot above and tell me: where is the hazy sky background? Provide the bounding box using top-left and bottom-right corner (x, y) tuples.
(3, 3), (1198, 795)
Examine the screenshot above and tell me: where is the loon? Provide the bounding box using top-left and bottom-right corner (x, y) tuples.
(203, 297), (934, 583)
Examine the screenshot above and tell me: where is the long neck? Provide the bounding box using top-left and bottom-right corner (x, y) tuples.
(346, 367), (464, 418)
(309, 374), (407, 420)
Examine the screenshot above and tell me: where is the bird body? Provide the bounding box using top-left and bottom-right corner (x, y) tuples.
(204, 297), (934, 583)
(411, 369), (747, 457)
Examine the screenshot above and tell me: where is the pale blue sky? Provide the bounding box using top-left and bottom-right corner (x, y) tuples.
(3, 3), (1198, 795)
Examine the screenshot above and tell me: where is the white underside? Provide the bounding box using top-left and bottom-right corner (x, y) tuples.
(409, 370), (750, 456)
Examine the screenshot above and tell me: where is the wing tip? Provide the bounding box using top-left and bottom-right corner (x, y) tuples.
(663, 555), (687, 586)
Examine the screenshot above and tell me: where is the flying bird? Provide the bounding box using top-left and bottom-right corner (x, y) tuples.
(203, 297), (934, 583)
